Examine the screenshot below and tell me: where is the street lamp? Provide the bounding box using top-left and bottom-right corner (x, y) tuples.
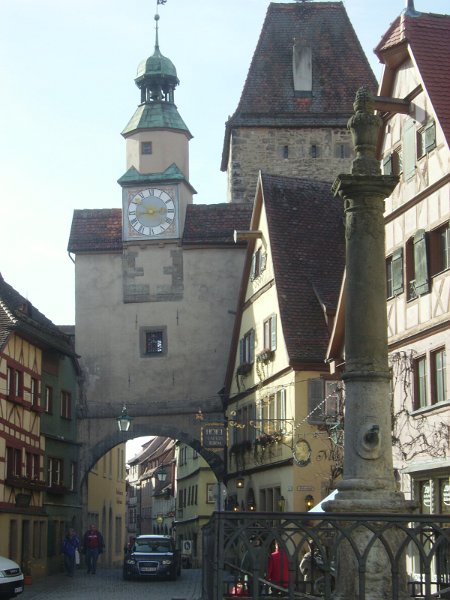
(117, 405), (132, 432)
(152, 465), (168, 484)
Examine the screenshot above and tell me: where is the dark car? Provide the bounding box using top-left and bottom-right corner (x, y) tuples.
(123, 534), (181, 581)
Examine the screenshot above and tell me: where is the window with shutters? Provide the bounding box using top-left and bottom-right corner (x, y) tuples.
(431, 348), (447, 406)
(417, 121), (436, 159)
(429, 223), (450, 276)
(413, 356), (428, 410)
(250, 247), (267, 280)
(307, 378), (339, 424)
(403, 118), (417, 180)
(239, 329), (254, 366)
(406, 230), (429, 300)
(47, 457), (64, 486)
(386, 248), (404, 298)
(383, 146), (402, 176)
(263, 315), (277, 351)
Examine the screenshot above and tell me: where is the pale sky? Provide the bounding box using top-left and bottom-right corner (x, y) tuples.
(1, 0), (448, 325)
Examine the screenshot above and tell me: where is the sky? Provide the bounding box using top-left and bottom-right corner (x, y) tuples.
(1, 0), (449, 326)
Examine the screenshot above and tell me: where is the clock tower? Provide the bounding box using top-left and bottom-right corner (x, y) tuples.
(119, 12), (194, 242)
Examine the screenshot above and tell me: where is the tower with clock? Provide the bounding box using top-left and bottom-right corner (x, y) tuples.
(119, 12), (195, 244)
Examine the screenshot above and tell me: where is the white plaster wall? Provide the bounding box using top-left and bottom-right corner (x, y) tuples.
(74, 244), (246, 415)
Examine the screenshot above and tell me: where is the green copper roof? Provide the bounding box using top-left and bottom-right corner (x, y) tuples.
(121, 102), (191, 137)
(117, 164), (196, 194)
(136, 47), (178, 83)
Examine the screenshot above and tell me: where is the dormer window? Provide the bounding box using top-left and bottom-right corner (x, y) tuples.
(293, 42), (312, 95)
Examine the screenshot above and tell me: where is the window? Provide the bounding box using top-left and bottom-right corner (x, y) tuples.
(406, 230), (429, 300)
(386, 248), (404, 298)
(308, 378), (339, 424)
(47, 457), (63, 486)
(263, 315), (277, 351)
(45, 386), (53, 413)
(239, 329), (255, 365)
(250, 247), (267, 280)
(141, 141), (152, 155)
(417, 121), (436, 159)
(26, 452), (40, 480)
(430, 223), (450, 276)
(61, 391), (71, 419)
(6, 447), (22, 478)
(7, 367), (23, 400)
(282, 145), (289, 159)
(413, 356), (428, 410)
(140, 326), (167, 357)
(335, 143), (351, 159)
(311, 144), (319, 158)
(30, 378), (39, 408)
(383, 146), (402, 176)
(431, 348), (447, 405)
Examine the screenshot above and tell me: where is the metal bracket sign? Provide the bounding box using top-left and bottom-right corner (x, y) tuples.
(201, 422), (227, 449)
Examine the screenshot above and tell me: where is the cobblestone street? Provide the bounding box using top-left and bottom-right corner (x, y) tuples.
(21, 567), (202, 600)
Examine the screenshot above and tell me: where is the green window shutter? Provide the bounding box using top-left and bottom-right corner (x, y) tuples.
(249, 329), (255, 364)
(260, 251), (267, 273)
(307, 378), (324, 424)
(403, 118), (416, 180)
(414, 229), (429, 295)
(270, 315), (277, 351)
(250, 254), (256, 280)
(424, 121), (436, 153)
(383, 154), (392, 175)
(392, 248), (404, 296)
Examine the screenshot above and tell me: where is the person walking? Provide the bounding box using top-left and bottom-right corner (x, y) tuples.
(267, 541), (289, 596)
(61, 528), (80, 577)
(82, 523), (104, 575)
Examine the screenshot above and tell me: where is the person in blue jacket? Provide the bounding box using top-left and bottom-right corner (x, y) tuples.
(61, 529), (80, 577)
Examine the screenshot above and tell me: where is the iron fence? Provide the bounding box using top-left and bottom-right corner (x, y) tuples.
(202, 511), (450, 600)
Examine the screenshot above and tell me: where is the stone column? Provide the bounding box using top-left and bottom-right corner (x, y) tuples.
(327, 87), (411, 599)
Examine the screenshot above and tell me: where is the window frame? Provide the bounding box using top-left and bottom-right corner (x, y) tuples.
(141, 141), (153, 155)
(430, 348), (447, 406)
(140, 326), (167, 358)
(413, 355), (428, 410)
(263, 315), (277, 351)
(60, 390), (72, 420)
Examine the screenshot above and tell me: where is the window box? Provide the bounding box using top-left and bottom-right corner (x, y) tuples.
(256, 349), (274, 364)
(237, 363), (252, 376)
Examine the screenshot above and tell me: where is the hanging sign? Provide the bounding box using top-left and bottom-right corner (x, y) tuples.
(201, 423), (227, 449)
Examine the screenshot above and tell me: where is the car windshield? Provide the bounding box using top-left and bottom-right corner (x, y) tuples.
(134, 539), (171, 553)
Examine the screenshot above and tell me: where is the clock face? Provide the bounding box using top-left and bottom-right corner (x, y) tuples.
(294, 439), (311, 466)
(127, 187), (177, 238)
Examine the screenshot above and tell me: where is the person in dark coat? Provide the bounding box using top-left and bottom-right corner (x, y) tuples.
(82, 523), (104, 574)
(61, 528), (80, 577)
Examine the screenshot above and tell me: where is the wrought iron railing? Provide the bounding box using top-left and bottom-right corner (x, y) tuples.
(202, 511), (450, 600)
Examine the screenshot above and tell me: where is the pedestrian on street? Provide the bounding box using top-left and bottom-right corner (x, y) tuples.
(267, 541), (289, 596)
(82, 523), (105, 575)
(61, 528), (80, 577)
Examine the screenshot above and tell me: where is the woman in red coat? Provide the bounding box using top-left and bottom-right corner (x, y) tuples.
(267, 542), (289, 594)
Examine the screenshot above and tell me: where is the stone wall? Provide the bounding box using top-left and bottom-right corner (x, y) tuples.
(227, 126), (354, 203)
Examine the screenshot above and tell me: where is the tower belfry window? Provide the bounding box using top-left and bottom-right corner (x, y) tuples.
(141, 142), (152, 155)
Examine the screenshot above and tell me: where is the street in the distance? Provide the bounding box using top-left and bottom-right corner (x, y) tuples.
(20, 567), (202, 600)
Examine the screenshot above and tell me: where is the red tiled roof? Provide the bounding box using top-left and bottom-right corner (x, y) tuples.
(375, 10), (450, 145)
(262, 173), (345, 364)
(68, 209), (123, 253)
(222, 1), (377, 169)
(182, 204), (252, 246)
(68, 204), (253, 252)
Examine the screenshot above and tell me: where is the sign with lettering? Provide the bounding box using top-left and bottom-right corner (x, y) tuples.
(201, 423), (227, 449)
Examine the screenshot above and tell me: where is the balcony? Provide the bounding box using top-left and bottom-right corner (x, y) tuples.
(6, 476), (47, 492)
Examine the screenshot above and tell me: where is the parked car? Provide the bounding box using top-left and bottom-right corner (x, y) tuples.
(123, 534), (181, 581)
(0, 556), (24, 599)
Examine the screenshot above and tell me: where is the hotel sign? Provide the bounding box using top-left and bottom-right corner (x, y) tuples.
(201, 423), (227, 449)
